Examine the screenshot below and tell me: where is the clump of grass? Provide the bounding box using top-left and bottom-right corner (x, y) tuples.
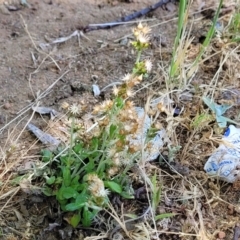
(168, 0), (223, 88)
(225, 8), (240, 42)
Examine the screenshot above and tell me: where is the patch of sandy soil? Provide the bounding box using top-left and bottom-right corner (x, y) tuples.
(0, 0), (240, 239)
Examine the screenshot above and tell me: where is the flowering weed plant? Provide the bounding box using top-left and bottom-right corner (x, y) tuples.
(40, 23), (156, 228)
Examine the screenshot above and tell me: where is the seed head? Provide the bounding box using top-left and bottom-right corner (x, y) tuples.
(108, 166), (119, 177)
(122, 73), (133, 82)
(144, 59), (152, 72)
(87, 174), (109, 198)
(137, 33), (150, 44)
(126, 88), (135, 97)
(101, 100), (113, 110)
(137, 22), (151, 35)
(69, 103), (81, 115)
(113, 85), (120, 96)
(125, 100), (135, 108)
(61, 101), (69, 110)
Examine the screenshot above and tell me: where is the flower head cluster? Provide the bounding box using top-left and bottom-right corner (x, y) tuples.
(104, 105), (143, 171)
(69, 103), (81, 116)
(144, 59), (152, 73)
(131, 23), (153, 76)
(107, 146), (136, 177)
(86, 174), (109, 198)
(92, 100), (113, 115)
(133, 59), (153, 75)
(132, 22), (151, 50)
(113, 74), (143, 99)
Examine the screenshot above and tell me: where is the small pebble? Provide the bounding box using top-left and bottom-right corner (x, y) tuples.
(119, 37), (128, 46)
(218, 231), (226, 239)
(166, 2), (177, 12)
(3, 102), (11, 110)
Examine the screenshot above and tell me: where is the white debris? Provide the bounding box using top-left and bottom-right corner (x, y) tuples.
(92, 84), (101, 97)
(204, 125), (240, 183)
(127, 107), (168, 162)
(32, 106), (59, 120)
(27, 123), (61, 147)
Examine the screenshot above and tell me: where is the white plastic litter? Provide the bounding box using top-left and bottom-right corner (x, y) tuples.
(204, 125), (240, 183)
(126, 107), (169, 161)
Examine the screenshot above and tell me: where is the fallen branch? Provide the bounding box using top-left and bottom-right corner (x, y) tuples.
(83, 0), (172, 32)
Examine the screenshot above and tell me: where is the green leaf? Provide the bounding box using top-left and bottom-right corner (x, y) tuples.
(216, 116), (227, 128)
(46, 176), (56, 185)
(60, 155), (75, 166)
(203, 97), (232, 116)
(56, 187), (65, 201)
(42, 186), (53, 196)
(109, 124), (117, 138)
(76, 183), (86, 192)
(115, 97), (124, 109)
(85, 161), (96, 173)
(76, 191), (87, 203)
(55, 177), (63, 184)
(216, 116), (238, 128)
(155, 213), (176, 221)
(153, 187), (161, 210)
(65, 202), (85, 211)
(104, 181), (122, 194)
(41, 149), (53, 162)
(73, 143), (83, 154)
(71, 176), (80, 185)
(202, 96), (238, 128)
(90, 137), (99, 150)
(82, 207), (93, 227)
(62, 167), (71, 187)
(151, 172), (161, 211)
(56, 186), (78, 201)
(64, 190), (87, 211)
(70, 214), (81, 228)
(202, 97), (217, 112)
(59, 200), (68, 211)
(215, 104), (232, 116)
(119, 191), (134, 199)
(62, 187), (78, 199)
(10, 175), (26, 186)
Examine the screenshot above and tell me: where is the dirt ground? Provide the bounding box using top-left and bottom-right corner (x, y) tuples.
(0, 0), (240, 239)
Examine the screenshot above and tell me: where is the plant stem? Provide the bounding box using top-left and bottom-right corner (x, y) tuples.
(169, 0), (187, 78)
(135, 50), (142, 64)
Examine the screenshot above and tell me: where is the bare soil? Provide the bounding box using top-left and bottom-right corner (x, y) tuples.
(0, 0), (240, 239)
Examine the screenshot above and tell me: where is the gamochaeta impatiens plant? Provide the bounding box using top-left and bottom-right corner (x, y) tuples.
(40, 23), (164, 228)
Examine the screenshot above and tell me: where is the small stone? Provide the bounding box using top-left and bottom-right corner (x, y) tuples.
(3, 102), (11, 110)
(166, 2), (177, 12)
(119, 37), (128, 46)
(228, 204), (234, 214)
(218, 231), (226, 239)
